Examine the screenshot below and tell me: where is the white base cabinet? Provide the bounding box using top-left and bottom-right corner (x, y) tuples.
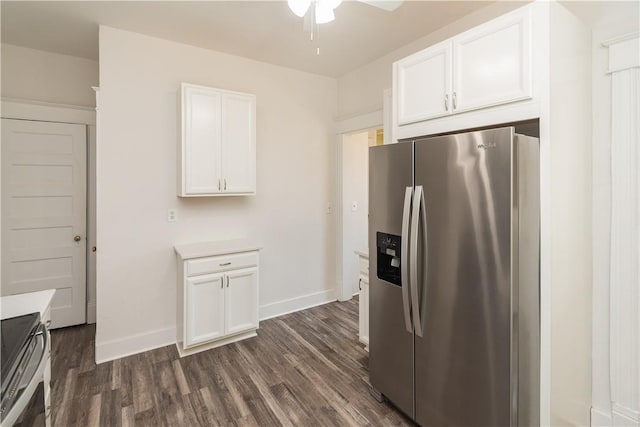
(356, 250), (369, 350)
(175, 240), (260, 357)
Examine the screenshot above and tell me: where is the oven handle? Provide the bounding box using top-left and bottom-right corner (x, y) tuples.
(1, 324), (48, 427)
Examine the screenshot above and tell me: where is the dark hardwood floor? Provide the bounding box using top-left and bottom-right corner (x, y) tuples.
(50, 297), (414, 426)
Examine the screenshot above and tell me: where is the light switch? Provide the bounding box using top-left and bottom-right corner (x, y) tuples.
(168, 209), (178, 222)
(351, 201), (358, 211)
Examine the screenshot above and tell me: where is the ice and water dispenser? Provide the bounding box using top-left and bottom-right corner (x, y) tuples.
(376, 232), (402, 286)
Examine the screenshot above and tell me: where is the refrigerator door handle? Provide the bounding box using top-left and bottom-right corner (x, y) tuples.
(401, 186), (413, 333)
(410, 185), (426, 337)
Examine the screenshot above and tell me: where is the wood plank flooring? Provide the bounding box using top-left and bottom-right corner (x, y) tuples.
(50, 297), (414, 426)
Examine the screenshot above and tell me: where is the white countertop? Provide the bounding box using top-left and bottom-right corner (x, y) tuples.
(355, 248), (369, 258)
(1, 290), (55, 320)
(175, 238), (261, 260)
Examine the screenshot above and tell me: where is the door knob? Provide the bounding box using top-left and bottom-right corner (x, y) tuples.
(74, 235), (81, 242)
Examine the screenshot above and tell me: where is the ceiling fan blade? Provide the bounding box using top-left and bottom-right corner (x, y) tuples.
(356, 0), (404, 12)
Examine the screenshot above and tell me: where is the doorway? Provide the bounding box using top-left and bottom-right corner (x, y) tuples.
(1, 117), (88, 328)
(338, 127), (381, 301)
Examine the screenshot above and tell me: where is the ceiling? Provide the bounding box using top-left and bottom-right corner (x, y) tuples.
(0, 1), (496, 77)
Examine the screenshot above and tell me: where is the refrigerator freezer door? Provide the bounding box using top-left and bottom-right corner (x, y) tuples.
(369, 142), (415, 418)
(413, 128), (514, 426)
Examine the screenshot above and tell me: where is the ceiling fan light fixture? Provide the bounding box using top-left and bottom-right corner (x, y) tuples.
(288, 0), (311, 18)
(315, 0), (335, 24)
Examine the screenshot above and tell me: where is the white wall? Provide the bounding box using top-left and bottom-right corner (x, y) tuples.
(96, 26), (338, 362)
(1, 44), (98, 107)
(587, 3), (640, 425)
(341, 130), (371, 296)
(336, 1), (525, 121)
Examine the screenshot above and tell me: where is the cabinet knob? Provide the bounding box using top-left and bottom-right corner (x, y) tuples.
(224, 179), (227, 191)
(74, 235), (81, 242)
(92, 246), (97, 252)
(444, 94), (449, 111)
(452, 92), (457, 110)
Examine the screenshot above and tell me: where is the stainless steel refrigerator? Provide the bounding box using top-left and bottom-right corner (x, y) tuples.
(368, 126), (539, 426)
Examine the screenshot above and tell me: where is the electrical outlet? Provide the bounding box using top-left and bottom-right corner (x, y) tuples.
(351, 201), (358, 211)
(167, 209), (177, 222)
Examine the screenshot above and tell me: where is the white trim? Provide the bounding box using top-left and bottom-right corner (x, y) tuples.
(336, 110), (383, 135)
(86, 302), (96, 324)
(176, 330), (257, 358)
(95, 326), (176, 364)
(258, 288), (337, 320)
(602, 32), (640, 47)
(606, 36), (640, 74)
(1, 98), (96, 125)
(591, 407), (613, 426)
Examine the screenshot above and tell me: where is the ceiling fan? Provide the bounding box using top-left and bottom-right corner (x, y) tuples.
(288, 0), (404, 25)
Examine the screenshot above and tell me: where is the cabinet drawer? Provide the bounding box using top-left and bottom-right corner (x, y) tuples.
(358, 257), (369, 275)
(186, 252), (258, 276)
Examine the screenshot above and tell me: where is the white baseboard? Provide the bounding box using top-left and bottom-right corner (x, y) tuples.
(94, 289), (337, 364)
(95, 326), (176, 364)
(591, 407), (613, 426)
(86, 302), (96, 324)
(259, 288), (337, 320)
(612, 409), (640, 426)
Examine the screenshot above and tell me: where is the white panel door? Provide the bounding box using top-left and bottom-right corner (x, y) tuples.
(395, 40), (452, 125)
(1, 118), (86, 328)
(185, 273), (225, 347)
(221, 93), (256, 194)
(225, 267), (258, 335)
(452, 8), (531, 113)
(183, 86), (222, 195)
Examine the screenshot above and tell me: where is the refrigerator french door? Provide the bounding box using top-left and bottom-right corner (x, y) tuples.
(368, 127), (539, 427)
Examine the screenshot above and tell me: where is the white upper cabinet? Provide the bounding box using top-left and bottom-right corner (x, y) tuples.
(394, 6), (532, 127)
(395, 40), (452, 125)
(179, 83), (256, 197)
(452, 10), (531, 113)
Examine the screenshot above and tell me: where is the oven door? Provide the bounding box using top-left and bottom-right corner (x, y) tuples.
(1, 324), (48, 427)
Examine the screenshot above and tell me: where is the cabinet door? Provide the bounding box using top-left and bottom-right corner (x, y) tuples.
(395, 40), (451, 125)
(452, 9), (531, 113)
(185, 273), (225, 347)
(182, 85), (222, 195)
(225, 267), (258, 335)
(221, 93), (256, 194)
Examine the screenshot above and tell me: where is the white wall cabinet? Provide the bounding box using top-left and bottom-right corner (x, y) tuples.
(396, 41), (451, 125)
(394, 6), (531, 127)
(356, 249), (369, 350)
(179, 83), (256, 197)
(175, 240), (260, 356)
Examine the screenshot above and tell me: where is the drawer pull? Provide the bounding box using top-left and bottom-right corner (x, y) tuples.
(219, 262), (232, 266)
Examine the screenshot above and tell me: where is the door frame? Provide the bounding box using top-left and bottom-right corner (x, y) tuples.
(1, 98), (97, 323)
(335, 109), (384, 302)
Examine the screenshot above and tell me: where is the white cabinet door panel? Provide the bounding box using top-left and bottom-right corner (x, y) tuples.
(453, 9), (531, 112)
(221, 93), (255, 194)
(396, 41), (451, 125)
(225, 267), (258, 335)
(186, 273), (225, 347)
(183, 87), (221, 194)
